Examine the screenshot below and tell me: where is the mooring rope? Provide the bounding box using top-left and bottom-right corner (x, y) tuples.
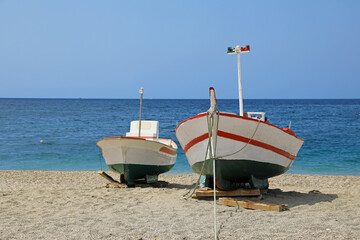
(217, 200), (241, 238)
(181, 144), (209, 199)
(182, 107), (219, 200)
(182, 112), (261, 240)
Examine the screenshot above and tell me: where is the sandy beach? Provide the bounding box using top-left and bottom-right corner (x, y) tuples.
(1, 171), (359, 240)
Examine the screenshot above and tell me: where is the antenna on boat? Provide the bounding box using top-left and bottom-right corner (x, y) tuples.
(227, 45), (250, 116)
(138, 87), (144, 137)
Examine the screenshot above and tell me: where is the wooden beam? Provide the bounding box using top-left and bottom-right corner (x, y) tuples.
(98, 171), (127, 188)
(195, 188), (260, 198)
(218, 198), (289, 212)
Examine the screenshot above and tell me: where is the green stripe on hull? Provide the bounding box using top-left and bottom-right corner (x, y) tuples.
(108, 163), (174, 182)
(192, 159), (288, 179)
(192, 159), (288, 189)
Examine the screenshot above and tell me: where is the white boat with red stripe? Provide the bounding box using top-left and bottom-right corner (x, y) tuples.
(175, 45), (304, 189)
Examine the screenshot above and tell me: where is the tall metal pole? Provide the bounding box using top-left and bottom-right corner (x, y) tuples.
(237, 50), (243, 116)
(138, 87), (143, 137)
(228, 45), (249, 116)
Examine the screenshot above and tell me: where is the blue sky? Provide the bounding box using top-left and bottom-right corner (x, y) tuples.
(1, 1), (359, 99)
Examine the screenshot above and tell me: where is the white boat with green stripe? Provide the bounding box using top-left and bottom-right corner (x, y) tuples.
(97, 121), (177, 186)
(97, 88), (177, 186)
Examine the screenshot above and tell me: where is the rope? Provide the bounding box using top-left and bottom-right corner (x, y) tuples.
(181, 115), (261, 193)
(215, 118), (261, 159)
(212, 117), (259, 240)
(217, 200), (240, 238)
(181, 148), (209, 199)
(182, 106), (260, 240)
(182, 108), (219, 200)
(181, 130), (212, 199)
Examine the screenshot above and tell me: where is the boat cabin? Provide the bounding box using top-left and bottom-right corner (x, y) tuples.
(126, 120), (159, 139)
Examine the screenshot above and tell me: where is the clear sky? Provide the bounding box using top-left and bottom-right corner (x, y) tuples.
(1, 0), (359, 99)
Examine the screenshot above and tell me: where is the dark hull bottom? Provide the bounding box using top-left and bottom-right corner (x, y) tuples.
(192, 159), (289, 190)
(108, 163), (175, 186)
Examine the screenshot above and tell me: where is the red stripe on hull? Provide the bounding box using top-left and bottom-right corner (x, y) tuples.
(183, 130), (296, 160)
(159, 146), (177, 155)
(217, 131), (296, 160)
(183, 133), (208, 153)
(175, 113), (207, 133)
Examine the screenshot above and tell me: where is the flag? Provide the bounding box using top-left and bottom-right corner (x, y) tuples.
(240, 45), (250, 53)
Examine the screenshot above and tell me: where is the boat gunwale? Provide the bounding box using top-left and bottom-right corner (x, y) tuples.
(175, 112), (304, 141)
(97, 136), (178, 151)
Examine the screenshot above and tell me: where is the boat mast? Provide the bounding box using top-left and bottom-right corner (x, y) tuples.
(227, 45), (250, 116)
(138, 87), (144, 137)
(237, 51), (243, 116)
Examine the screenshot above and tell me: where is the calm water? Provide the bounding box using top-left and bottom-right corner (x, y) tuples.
(0, 98), (359, 176)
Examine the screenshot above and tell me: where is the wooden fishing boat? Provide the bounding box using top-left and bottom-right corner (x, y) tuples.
(175, 45), (304, 190)
(97, 88), (177, 186)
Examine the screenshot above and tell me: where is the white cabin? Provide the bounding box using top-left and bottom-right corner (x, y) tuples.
(126, 120), (159, 139)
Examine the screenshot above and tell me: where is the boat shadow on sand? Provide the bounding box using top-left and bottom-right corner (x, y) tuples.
(261, 188), (338, 208)
(166, 182), (198, 189)
(121, 180), (197, 189)
(178, 187), (338, 208)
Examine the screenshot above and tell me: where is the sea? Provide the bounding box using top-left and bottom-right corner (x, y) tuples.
(0, 98), (359, 176)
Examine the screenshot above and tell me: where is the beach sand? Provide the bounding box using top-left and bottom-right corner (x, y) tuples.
(1, 171), (360, 240)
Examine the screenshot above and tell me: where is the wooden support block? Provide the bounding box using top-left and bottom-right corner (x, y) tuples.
(218, 198), (289, 212)
(192, 194), (262, 201)
(195, 188), (260, 198)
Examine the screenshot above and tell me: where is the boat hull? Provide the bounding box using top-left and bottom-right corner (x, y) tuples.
(175, 112), (304, 189)
(97, 137), (177, 185)
(108, 163), (175, 181)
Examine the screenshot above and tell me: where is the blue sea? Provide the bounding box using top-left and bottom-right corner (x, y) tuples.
(0, 98), (359, 176)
